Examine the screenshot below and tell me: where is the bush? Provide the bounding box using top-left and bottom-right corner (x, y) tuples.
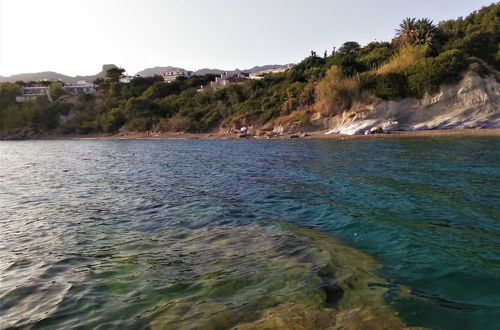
(49, 82), (66, 100)
(315, 66), (360, 115)
(125, 97), (159, 118)
(274, 109), (311, 126)
(125, 117), (153, 131)
(74, 120), (99, 134)
(376, 45), (428, 74)
(0, 104), (26, 133)
(361, 72), (409, 99)
(103, 107), (126, 132)
(0, 83), (19, 109)
(407, 49), (468, 97)
(289, 56), (326, 82)
(166, 116), (197, 132)
(468, 57), (493, 77)
(358, 45), (395, 70)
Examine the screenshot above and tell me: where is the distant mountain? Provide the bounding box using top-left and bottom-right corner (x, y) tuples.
(192, 68), (226, 76)
(0, 65), (116, 83)
(134, 64), (294, 77)
(192, 64), (293, 76)
(0, 63), (294, 82)
(134, 66), (178, 77)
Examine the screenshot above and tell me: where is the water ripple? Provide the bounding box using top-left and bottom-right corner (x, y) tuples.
(1, 138), (499, 329)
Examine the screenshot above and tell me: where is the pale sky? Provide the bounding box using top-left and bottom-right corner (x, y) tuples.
(0, 0), (492, 76)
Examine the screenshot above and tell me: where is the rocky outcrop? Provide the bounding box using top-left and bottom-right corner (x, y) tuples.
(272, 112), (329, 135)
(326, 71), (499, 135)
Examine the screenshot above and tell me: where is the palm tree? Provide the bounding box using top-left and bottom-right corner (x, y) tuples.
(396, 17), (417, 45)
(412, 19), (437, 45)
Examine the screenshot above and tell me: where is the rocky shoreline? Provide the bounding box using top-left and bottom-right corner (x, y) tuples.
(2, 127), (499, 141)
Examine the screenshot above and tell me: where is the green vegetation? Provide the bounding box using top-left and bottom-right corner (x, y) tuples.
(49, 82), (66, 100)
(0, 3), (498, 137)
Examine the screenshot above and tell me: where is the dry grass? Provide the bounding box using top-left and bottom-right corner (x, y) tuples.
(154, 116), (194, 132)
(315, 66), (361, 116)
(376, 45), (428, 74)
(274, 109), (312, 126)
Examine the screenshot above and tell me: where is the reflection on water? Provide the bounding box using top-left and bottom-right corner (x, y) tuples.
(1, 138), (499, 329)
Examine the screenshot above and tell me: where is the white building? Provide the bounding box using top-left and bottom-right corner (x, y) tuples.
(65, 81), (96, 94)
(119, 76), (135, 84)
(249, 66), (292, 80)
(198, 72), (249, 92)
(16, 87), (51, 103)
(160, 68), (192, 83)
(210, 75), (231, 90)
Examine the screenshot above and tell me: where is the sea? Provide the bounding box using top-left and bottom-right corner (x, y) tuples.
(1, 138), (499, 329)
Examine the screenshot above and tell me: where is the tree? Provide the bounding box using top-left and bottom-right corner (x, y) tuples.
(105, 67), (125, 84)
(395, 17), (437, 47)
(337, 42), (361, 55)
(103, 107), (126, 132)
(413, 19), (437, 45)
(49, 82), (66, 100)
(0, 83), (20, 132)
(315, 65), (360, 115)
(396, 17), (417, 45)
(0, 83), (19, 109)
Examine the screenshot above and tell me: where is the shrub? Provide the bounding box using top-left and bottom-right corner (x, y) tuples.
(166, 116), (197, 132)
(152, 118), (169, 132)
(361, 72), (409, 99)
(315, 66), (360, 115)
(0, 104), (26, 133)
(103, 107), (126, 132)
(0, 83), (20, 109)
(406, 49), (468, 97)
(74, 120), (99, 134)
(358, 46), (395, 70)
(376, 45), (428, 74)
(49, 82), (66, 100)
(274, 109), (312, 126)
(298, 81), (316, 106)
(467, 57), (493, 77)
(125, 117), (153, 131)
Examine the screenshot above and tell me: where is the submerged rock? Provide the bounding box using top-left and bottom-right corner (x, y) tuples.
(136, 224), (408, 329)
(232, 302), (408, 330)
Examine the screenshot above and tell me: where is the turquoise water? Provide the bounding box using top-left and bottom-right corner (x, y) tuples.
(1, 138), (499, 329)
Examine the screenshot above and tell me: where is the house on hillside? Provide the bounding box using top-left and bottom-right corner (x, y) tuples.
(119, 75), (138, 84)
(249, 66), (292, 80)
(65, 81), (96, 94)
(198, 72), (250, 92)
(210, 75), (231, 90)
(160, 68), (192, 83)
(16, 86), (51, 102)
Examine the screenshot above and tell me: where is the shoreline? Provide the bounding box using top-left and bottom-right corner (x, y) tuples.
(2, 128), (499, 141)
(0, 128), (500, 141)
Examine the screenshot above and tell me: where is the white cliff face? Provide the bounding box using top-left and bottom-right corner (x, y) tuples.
(327, 71), (500, 135)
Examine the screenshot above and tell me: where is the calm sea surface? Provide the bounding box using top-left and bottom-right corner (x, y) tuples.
(1, 138), (499, 329)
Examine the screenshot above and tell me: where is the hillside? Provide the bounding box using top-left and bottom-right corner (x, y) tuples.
(0, 65), (116, 83)
(270, 70), (499, 135)
(0, 3), (498, 138)
(135, 64), (293, 77)
(134, 66), (179, 77)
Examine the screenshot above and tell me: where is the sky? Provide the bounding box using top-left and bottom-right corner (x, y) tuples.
(0, 0), (493, 76)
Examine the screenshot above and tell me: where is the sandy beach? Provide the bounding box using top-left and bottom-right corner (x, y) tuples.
(29, 128), (499, 141)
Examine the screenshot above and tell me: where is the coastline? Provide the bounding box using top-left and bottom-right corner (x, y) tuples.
(3, 128), (499, 141)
